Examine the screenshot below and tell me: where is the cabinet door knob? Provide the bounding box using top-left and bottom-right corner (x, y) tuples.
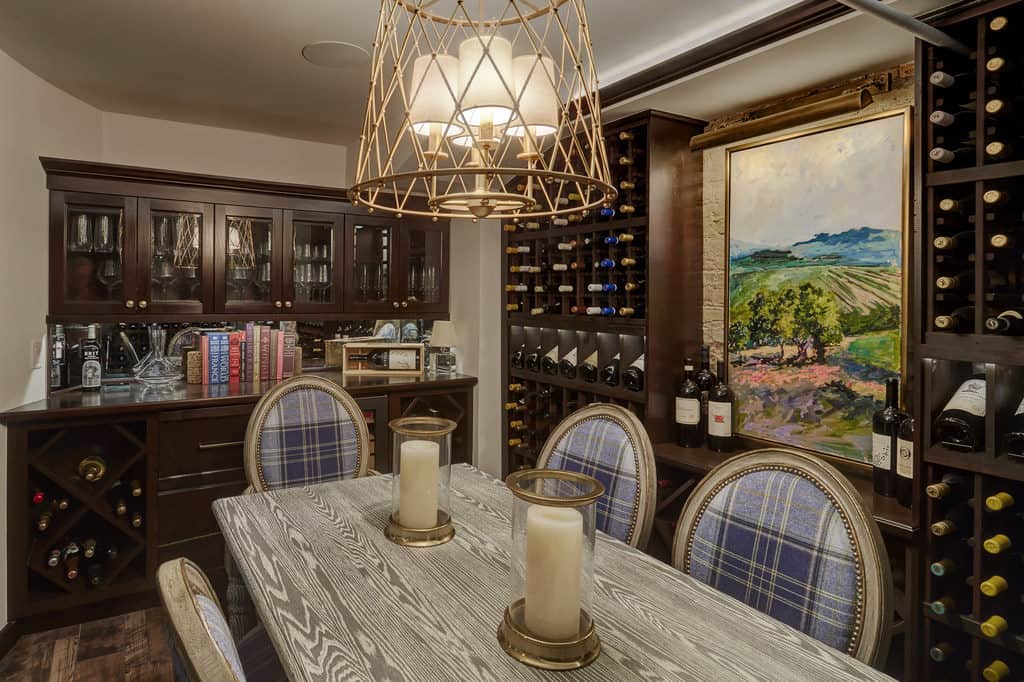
(138, 300), (148, 309)
(275, 300), (283, 308)
(125, 300), (135, 309)
(393, 301), (400, 309)
(401, 301), (409, 308)
(285, 301), (293, 309)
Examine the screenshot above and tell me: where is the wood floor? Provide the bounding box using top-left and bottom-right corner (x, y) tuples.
(0, 608), (174, 681)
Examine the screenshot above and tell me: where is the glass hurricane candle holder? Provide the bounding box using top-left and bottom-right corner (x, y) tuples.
(386, 416), (457, 547)
(497, 469), (604, 670)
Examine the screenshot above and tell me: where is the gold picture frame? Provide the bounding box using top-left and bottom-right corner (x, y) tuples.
(724, 106), (909, 466)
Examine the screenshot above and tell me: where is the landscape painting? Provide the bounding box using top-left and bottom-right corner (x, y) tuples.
(726, 110), (909, 464)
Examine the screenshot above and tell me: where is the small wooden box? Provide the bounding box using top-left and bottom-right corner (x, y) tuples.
(341, 343), (425, 377)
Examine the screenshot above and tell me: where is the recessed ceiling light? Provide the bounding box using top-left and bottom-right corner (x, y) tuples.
(302, 41), (370, 68)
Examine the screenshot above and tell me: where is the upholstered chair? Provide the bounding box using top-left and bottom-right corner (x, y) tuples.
(158, 558), (286, 682)
(537, 404), (656, 549)
(672, 448), (893, 667)
(226, 375), (371, 637)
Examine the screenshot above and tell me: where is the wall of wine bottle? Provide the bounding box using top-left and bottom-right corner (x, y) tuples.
(500, 111), (705, 474)
(17, 419), (149, 610)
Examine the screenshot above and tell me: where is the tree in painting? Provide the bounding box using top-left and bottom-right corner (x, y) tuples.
(727, 113), (906, 463)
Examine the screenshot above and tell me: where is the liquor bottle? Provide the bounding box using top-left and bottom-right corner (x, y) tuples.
(926, 473), (967, 499)
(62, 541), (80, 581)
(984, 533), (1013, 555)
(510, 344), (526, 369)
(929, 558), (957, 577)
(989, 232), (1016, 249)
(872, 377), (902, 498)
(579, 351), (599, 383)
(986, 491), (1014, 511)
(600, 354), (621, 387)
(623, 355), (645, 392)
(87, 563), (105, 587)
(981, 575), (1009, 597)
(707, 361), (734, 453)
(540, 348), (559, 376)
(559, 347), (578, 379)
(349, 349), (422, 371)
(676, 359), (703, 448)
(931, 506), (970, 536)
(525, 346), (541, 372)
(933, 230), (975, 251)
(934, 306), (974, 331)
(49, 324), (66, 390)
(935, 269), (975, 290)
(77, 455), (107, 483)
(982, 660), (1010, 682)
(81, 324), (102, 391)
(896, 415), (914, 508)
(986, 310), (1024, 333)
(934, 376), (986, 451)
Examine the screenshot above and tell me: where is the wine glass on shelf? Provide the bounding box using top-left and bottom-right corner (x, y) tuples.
(358, 263), (370, 302)
(317, 264), (330, 302)
(154, 258), (177, 299)
(93, 215), (116, 254)
(97, 258), (121, 297)
(69, 214), (93, 253)
(153, 217), (173, 256)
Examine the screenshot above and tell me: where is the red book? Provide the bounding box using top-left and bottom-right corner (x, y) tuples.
(200, 335), (209, 386)
(259, 326), (271, 382)
(228, 332), (242, 383)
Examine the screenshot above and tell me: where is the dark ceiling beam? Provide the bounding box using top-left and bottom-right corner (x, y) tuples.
(599, 0), (855, 108)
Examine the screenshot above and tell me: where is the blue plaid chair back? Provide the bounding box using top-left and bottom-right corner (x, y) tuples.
(684, 467), (863, 656)
(539, 405), (655, 547)
(247, 376), (368, 491)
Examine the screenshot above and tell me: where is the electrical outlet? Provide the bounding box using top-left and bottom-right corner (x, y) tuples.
(31, 339), (44, 369)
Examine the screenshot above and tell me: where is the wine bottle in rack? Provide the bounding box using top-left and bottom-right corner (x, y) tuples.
(587, 282), (617, 293)
(934, 306), (974, 332)
(872, 378), (904, 498)
(930, 143), (975, 165)
(930, 109), (976, 129)
(81, 538), (97, 559)
(929, 558), (958, 577)
(934, 375), (986, 452)
(62, 541), (80, 581)
(928, 642), (959, 664)
(989, 232), (1016, 249)
(926, 473), (967, 499)
(505, 399), (528, 414)
(585, 307), (616, 316)
(525, 346), (541, 372)
(77, 455), (107, 483)
(980, 615), (1009, 638)
(87, 562), (105, 587)
(982, 660), (1011, 682)
(110, 480), (128, 516)
(896, 415), (914, 508)
(506, 245), (531, 254)
(983, 189), (1011, 206)
(675, 359), (704, 448)
(505, 284), (528, 293)
(935, 269), (975, 291)
(130, 509), (143, 528)
(986, 490), (1015, 511)
(933, 230), (975, 252)
(930, 67), (974, 90)
(928, 596), (958, 616)
(579, 351), (599, 383)
(930, 505), (971, 537)
(601, 353), (621, 387)
(624, 280), (645, 292)
(985, 310), (1024, 333)
(559, 347), (578, 379)
(540, 348), (559, 376)
(35, 501), (58, 532)
(707, 361), (734, 453)
(511, 344), (526, 369)
(623, 354), (645, 392)
(46, 548), (61, 568)
(619, 180), (636, 191)
(986, 140), (1014, 161)
(980, 574), (1009, 598)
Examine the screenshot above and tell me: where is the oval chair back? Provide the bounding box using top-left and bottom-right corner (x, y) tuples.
(672, 448), (892, 667)
(159, 558), (246, 682)
(244, 375), (370, 491)
(537, 404), (656, 549)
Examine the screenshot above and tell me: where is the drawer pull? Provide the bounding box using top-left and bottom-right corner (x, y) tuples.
(197, 440), (245, 451)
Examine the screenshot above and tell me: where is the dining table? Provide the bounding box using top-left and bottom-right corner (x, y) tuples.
(213, 463), (893, 681)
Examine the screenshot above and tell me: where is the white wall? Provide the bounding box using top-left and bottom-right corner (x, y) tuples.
(448, 218), (502, 476)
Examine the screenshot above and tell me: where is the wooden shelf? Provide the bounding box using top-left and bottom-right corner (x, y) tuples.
(509, 368), (648, 404)
(507, 313), (645, 334)
(925, 159), (1024, 186)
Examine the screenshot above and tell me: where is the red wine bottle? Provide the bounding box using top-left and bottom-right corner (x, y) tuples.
(707, 361), (734, 453)
(872, 378), (901, 498)
(986, 310), (1024, 334)
(896, 415), (914, 508)
(934, 376), (986, 452)
(675, 359), (703, 448)
(1003, 392), (1024, 459)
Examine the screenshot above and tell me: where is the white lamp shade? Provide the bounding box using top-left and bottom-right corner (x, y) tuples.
(409, 54), (463, 136)
(430, 321), (457, 347)
(507, 55), (559, 138)
(458, 35), (514, 126)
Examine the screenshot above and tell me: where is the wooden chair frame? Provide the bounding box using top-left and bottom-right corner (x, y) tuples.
(537, 403), (657, 549)
(671, 448), (893, 667)
(158, 558), (242, 682)
(243, 374), (370, 492)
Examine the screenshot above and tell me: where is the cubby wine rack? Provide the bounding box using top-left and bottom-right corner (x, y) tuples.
(918, 3), (1024, 680)
(501, 110), (704, 473)
(12, 418), (152, 618)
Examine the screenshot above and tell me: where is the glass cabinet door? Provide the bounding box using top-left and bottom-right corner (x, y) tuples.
(215, 205), (283, 313)
(344, 215), (398, 313)
(284, 211), (344, 312)
(399, 219), (448, 313)
(55, 192), (138, 315)
(138, 199), (213, 314)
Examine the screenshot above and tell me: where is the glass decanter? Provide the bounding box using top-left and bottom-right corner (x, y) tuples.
(133, 325), (181, 387)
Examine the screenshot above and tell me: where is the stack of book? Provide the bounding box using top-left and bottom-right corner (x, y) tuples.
(185, 323), (297, 385)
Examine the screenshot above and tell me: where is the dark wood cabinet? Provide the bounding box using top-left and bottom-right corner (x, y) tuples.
(44, 158), (451, 321)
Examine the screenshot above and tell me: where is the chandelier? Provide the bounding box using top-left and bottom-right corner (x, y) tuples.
(350, 0), (616, 220)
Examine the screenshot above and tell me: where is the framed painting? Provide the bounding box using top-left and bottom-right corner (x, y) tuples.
(725, 108), (911, 466)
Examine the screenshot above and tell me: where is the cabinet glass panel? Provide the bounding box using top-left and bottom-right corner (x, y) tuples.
(225, 215), (273, 304)
(65, 205), (124, 303)
(149, 210), (203, 304)
(404, 229), (443, 304)
(293, 220), (336, 305)
(352, 223), (391, 305)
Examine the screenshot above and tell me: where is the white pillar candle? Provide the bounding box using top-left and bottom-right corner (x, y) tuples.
(399, 440), (439, 528)
(524, 505), (583, 641)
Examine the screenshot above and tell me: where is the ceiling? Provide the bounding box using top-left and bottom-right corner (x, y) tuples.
(0, 1), (952, 147)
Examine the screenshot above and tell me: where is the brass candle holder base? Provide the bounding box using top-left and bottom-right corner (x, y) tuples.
(385, 511), (454, 547)
(497, 599), (601, 670)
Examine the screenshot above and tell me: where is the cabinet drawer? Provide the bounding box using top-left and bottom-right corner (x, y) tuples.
(159, 406), (253, 478)
(157, 480), (246, 545)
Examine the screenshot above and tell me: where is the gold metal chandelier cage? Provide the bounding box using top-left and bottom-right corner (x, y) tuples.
(350, 0), (616, 220)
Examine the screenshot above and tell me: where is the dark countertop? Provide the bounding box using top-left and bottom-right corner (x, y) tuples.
(0, 372), (477, 424)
